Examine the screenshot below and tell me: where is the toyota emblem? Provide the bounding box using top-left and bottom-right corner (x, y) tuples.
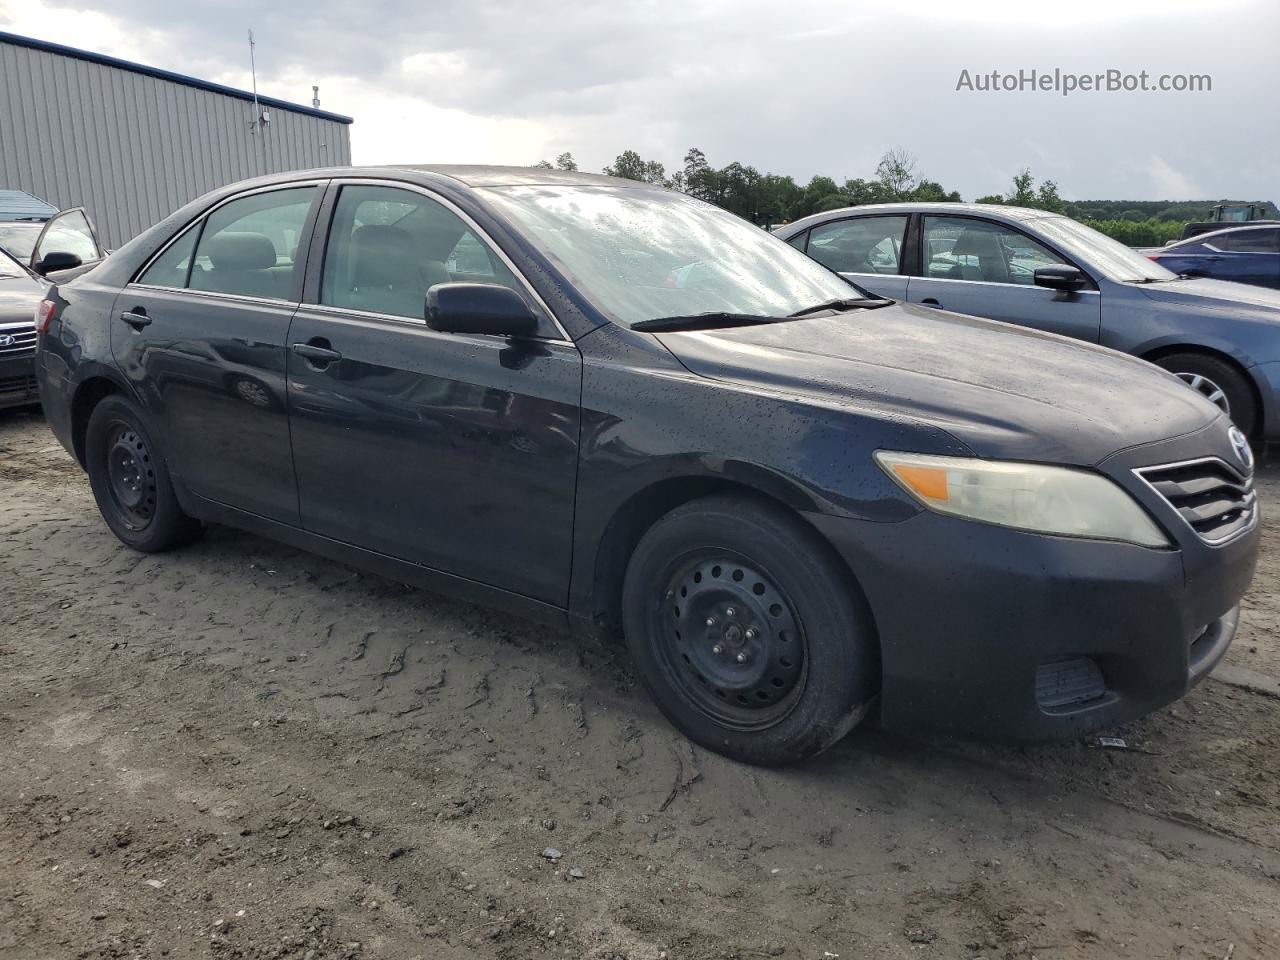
(1229, 426), (1255, 473)
(0, 334), (14, 348)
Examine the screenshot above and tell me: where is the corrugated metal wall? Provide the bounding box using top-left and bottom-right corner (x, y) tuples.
(0, 39), (352, 249)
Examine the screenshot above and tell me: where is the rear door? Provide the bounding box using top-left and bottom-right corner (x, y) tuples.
(789, 214), (910, 299)
(112, 183), (324, 523)
(286, 181), (582, 605)
(907, 215), (1101, 342)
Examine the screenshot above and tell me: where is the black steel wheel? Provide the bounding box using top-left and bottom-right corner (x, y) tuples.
(661, 555), (806, 730)
(623, 494), (877, 766)
(85, 395), (202, 552)
(104, 423), (158, 531)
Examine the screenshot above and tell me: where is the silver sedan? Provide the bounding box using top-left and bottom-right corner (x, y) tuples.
(775, 203), (1280, 443)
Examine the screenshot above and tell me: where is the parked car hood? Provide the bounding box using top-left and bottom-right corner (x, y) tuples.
(1136, 277), (1280, 317)
(655, 303), (1219, 465)
(0, 271), (44, 324)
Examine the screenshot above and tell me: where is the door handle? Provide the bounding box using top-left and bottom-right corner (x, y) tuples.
(291, 341), (343, 366)
(119, 309), (151, 329)
(920, 298), (943, 308)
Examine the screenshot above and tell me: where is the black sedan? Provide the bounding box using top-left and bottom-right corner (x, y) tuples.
(34, 166), (1259, 764)
(0, 248), (44, 408)
(0, 208), (105, 410)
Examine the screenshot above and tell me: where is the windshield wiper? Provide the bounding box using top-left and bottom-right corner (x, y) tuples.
(631, 312), (782, 333)
(787, 297), (894, 317)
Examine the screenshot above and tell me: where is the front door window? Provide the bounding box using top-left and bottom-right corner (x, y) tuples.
(923, 216), (1067, 285)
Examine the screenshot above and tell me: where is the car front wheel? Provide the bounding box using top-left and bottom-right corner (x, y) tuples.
(1153, 352), (1258, 439)
(621, 494), (877, 766)
(85, 394), (202, 552)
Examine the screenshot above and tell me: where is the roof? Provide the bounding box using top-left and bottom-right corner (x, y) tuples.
(382, 165), (650, 188)
(780, 202), (1061, 236)
(0, 190), (57, 221)
(1185, 222), (1280, 243)
(0, 30), (353, 124)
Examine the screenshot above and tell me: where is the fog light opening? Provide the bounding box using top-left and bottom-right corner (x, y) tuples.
(1035, 657), (1107, 710)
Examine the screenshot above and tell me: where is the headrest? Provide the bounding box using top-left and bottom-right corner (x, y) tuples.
(206, 232), (277, 271)
(951, 229), (1002, 259)
(350, 225), (417, 288)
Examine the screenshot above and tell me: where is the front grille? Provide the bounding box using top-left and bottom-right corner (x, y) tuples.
(0, 325), (37, 357)
(1135, 457), (1255, 544)
(0, 374), (38, 395)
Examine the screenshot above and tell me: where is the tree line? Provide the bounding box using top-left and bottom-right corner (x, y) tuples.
(535, 148), (1240, 246)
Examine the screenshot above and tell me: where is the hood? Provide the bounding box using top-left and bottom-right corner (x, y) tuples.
(1136, 276), (1280, 316)
(0, 271), (44, 325)
(655, 303), (1222, 465)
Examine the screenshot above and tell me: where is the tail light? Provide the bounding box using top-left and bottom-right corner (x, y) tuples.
(35, 299), (56, 334)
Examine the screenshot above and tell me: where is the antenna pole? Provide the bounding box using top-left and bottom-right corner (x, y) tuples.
(248, 29), (260, 136)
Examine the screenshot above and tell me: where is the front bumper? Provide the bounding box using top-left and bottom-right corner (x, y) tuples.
(807, 502), (1258, 741)
(1250, 360), (1280, 442)
(0, 351), (38, 409)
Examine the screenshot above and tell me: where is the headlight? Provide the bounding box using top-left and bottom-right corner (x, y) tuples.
(874, 451), (1170, 548)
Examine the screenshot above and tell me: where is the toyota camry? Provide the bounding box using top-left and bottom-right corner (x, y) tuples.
(35, 166), (1259, 765)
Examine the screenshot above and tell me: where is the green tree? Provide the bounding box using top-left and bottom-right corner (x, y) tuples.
(604, 150), (668, 185)
(910, 179), (962, 203)
(1008, 169), (1037, 206)
(535, 152), (579, 171)
(996, 169), (1066, 213)
(680, 147), (720, 203)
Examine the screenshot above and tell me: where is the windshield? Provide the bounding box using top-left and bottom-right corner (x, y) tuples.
(1033, 216), (1176, 283)
(0, 249), (26, 279)
(0, 222), (42, 262)
(479, 185), (864, 327)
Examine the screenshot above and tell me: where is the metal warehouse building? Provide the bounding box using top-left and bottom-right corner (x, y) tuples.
(0, 31), (352, 249)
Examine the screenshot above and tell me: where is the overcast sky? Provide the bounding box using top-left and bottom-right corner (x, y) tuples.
(3, 0), (1277, 201)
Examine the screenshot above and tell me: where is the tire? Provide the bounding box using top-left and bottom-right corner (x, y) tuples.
(85, 395), (202, 552)
(1152, 352), (1258, 439)
(621, 494), (877, 766)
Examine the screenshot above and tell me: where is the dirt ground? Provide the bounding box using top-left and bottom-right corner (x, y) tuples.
(3, 409), (1280, 960)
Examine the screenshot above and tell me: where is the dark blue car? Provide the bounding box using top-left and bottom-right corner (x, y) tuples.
(1145, 225), (1280, 290)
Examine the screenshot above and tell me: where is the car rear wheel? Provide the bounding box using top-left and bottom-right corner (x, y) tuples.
(1153, 352), (1258, 439)
(85, 395), (202, 552)
(621, 494), (876, 766)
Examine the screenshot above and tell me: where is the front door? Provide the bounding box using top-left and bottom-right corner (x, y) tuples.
(908, 215), (1102, 342)
(29, 207), (104, 279)
(111, 183), (323, 522)
(286, 182), (582, 605)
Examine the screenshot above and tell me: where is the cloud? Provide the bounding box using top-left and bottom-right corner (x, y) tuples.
(3, 0), (1279, 200)
(1147, 155), (1202, 200)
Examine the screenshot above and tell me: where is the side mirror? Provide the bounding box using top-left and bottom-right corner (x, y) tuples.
(34, 251), (83, 276)
(426, 282), (539, 337)
(1034, 265), (1087, 292)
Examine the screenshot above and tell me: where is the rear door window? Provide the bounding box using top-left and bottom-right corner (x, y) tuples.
(187, 187), (317, 301)
(806, 216), (908, 274)
(137, 226), (199, 289)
